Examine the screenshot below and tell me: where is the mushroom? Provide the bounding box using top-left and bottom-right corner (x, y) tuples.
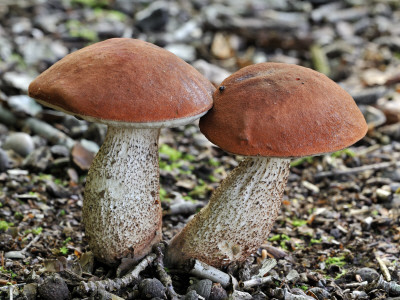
(166, 62), (368, 267)
(28, 38), (214, 265)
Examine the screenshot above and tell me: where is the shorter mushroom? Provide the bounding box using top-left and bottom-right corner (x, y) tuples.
(166, 62), (367, 267)
(28, 38), (214, 265)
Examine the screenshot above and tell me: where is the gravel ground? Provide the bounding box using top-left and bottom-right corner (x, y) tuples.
(0, 0), (399, 299)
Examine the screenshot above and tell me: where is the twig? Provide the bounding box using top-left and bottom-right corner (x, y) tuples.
(164, 201), (204, 216)
(0, 283), (26, 291)
(240, 276), (274, 290)
(25, 117), (75, 149)
(78, 253), (156, 295)
(284, 288), (315, 300)
(367, 275), (400, 296)
(375, 253), (391, 281)
(5, 234), (42, 259)
(344, 281), (368, 289)
(21, 234), (41, 253)
(314, 161), (400, 178)
(154, 244), (181, 300)
(186, 259), (231, 288)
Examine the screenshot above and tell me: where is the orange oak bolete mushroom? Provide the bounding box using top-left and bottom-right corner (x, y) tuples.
(166, 62), (367, 267)
(28, 38), (214, 265)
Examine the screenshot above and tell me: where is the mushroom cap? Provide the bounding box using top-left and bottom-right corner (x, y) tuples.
(200, 63), (368, 157)
(28, 38), (214, 127)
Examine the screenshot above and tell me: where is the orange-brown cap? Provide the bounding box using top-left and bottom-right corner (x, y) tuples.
(200, 63), (367, 157)
(28, 38), (214, 127)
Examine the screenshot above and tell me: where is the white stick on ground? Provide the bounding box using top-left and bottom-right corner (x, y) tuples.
(187, 259), (231, 288)
(79, 253), (157, 295)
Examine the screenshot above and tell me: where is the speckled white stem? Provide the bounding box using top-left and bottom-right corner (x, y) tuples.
(166, 157), (290, 267)
(83, 126), (162, 265)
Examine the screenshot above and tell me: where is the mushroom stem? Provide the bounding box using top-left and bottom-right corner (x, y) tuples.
(166, 157), (290, 267)
(83, 126), (162, 265)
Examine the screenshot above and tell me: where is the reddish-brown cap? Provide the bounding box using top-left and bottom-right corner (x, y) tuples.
(28, 38), (214, 127)
(200, 63), (367, 157)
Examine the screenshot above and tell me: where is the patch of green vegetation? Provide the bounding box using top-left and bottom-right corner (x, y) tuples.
(325, 256), (346, 267)
(160, 144), (183, 162)
(208, 175), (219, 183)
(290, 156), (313, 167)
(28, 191), (40, 197)
(189, 179), (210, 198)
(334, 269), (347, 279)
(14, 211), (23, 220)
(71, 0), (109, 8)
(299, 285), (308, 291)
(59, 209), (66, 216)
(183, 195), (194, 202)
(24, 227), (43, 235)
(208, 158), (220, 167)
(10, 53), (26, 68)
(269, 234), (290, 242)
(38, 173), (53, 181)
(159, 144), (195, 162)
(292, 219), (307, 227)
(59, 246), (69, 255)
(0, 267), (17, 279)
(63, 237), (72, 245)
(159, 187), (168, 202)
(66, 20), (98, 42)
(0, 221), (13, 232)
(310, 238), (322, 244)
(269, 234), (291, 250)
(371, 210), (379, 216)
(94, 8), (127, 21)
(331, 148), (356, 158)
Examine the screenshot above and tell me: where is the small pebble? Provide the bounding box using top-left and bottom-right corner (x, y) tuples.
(3, 132), (35, 157)
(0, 148), (11, 171)
(38, 273), (69, 300)
(187, 279), (212, 299)
(139, 278), (166, 299)
(357, 267), (379, 282)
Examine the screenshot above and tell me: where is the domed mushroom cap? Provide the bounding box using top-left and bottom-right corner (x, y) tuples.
(28, 38), (214, 127)
(200, 63), (367, 157)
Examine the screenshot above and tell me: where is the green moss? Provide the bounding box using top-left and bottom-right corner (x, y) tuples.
(290, 156), (313, 167)
(292, 219), (307, 227)
(310, 238), (322, 244)
(159, 144), (183, 162)
(66, 20), (98, 42)
(325, 256), (346, 267)
(331, 148), (356, 158)
(0, 221), (13, 232)
(71, 0), (109, 8)
(159, 187), (167, 202)
(59, 246), (69, 255)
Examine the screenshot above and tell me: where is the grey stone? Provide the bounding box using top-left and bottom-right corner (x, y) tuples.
(357, 267), (379, 283)
(3, 132), (35, 157)
(187, 279), (212, 299)
(135, 1), (169, 32)
(8, 95), (43, 116)
(3, 72), (35, 93)
(139, 278), (166, 299)
(164, 43), (196, 62)
(23, 146), (52, 171)
(38, 273), (69, 300)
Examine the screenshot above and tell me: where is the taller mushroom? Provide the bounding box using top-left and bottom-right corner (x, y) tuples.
(166, 62), (367, 267)
(28, 38), (214, 265)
